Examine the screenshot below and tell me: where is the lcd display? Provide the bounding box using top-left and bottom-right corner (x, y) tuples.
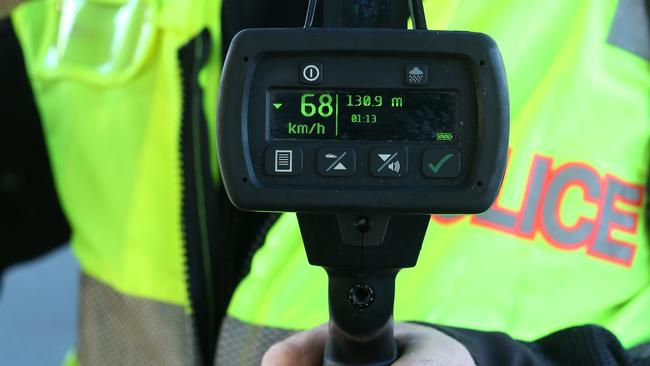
(269, 89), (457, 141)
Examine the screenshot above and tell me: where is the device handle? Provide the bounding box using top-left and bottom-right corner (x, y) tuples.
(324, 268), (399, 366)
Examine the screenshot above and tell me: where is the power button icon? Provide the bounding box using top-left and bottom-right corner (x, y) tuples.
(300, 63), (322, 84)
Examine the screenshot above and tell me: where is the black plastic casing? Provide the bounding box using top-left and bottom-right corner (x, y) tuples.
(218, 28), (509, 214)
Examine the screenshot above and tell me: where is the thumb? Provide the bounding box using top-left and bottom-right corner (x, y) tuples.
(262, 324), (328, 366)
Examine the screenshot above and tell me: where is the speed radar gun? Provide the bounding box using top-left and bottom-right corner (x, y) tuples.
(217, 0), (509, 364)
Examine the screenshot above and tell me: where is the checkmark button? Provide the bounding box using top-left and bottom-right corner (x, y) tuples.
(422, 149), (460, 178)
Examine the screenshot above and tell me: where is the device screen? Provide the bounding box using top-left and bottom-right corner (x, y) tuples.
(269, 89), (458, 141)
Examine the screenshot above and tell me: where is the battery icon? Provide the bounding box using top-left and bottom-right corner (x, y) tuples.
(436, 132), (453, 141)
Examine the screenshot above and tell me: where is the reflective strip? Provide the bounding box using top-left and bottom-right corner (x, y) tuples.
(608, 0), (650, 60)
(216, 316), (296, 366)
(78, 273), (199, 366)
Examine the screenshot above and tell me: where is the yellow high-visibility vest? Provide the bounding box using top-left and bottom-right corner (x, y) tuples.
(11, 0), (223, 307)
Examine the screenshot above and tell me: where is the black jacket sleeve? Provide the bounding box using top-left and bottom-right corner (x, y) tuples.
(0, 19), (70, 276)
(433, 324), (650, 366)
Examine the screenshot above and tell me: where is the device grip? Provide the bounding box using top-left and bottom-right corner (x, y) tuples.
(324, 269), (398, 366)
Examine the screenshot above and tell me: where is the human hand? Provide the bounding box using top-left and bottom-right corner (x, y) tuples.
(261, 322), (476, 366)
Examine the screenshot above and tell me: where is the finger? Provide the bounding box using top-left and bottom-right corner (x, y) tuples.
(262, 324), (328, 366)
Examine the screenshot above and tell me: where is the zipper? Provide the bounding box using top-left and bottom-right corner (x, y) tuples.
(178, 30), (218, 365)
(237, 213), (280, 283)
(178, 28), (278, 365)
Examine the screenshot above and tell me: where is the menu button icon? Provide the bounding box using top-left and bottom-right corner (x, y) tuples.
(265, 147), (303, 176)
(275, 150), (293, 173)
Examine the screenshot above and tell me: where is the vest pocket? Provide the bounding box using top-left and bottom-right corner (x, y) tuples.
(34, 0), (157, 85)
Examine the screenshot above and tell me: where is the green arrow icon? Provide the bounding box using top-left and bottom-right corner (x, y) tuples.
(273, 103), (283, 110)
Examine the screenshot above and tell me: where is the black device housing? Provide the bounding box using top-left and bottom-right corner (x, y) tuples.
(218, 26), (510, 366)
(218, 28), (508, 214)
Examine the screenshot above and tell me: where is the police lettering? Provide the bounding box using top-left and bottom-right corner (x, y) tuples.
(433, 153), (644, 267)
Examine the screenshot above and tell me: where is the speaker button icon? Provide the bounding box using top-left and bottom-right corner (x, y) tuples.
(370, 148), (408, 178)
